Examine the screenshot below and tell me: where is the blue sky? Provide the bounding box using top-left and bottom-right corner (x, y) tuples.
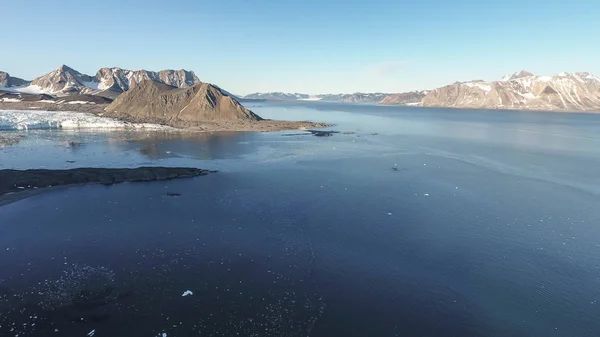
(1, 0), (599, 95)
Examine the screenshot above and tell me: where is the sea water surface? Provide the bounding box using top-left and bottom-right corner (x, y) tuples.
(1, 102), (600, 336)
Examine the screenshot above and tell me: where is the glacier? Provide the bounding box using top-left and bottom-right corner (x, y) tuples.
(0, 110), (169, 131)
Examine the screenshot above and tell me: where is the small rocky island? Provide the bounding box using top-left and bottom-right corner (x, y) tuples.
(0, 167), (214, 204)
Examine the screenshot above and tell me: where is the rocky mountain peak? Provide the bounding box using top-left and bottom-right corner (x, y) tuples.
(57, 64), (75, 73)
(29, 65), (97, 95)
(95, 67), (201, 94)
(105, 81), (261, 126)
(515, 70), (534, 78)
(0, 71), (30, 88)
(501, 70), (534, 81)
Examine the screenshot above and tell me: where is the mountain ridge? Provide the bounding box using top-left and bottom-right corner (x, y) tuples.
(2, 65), (201, 98)
(3, 66), (600, 112)
(422, 71), (600, 111)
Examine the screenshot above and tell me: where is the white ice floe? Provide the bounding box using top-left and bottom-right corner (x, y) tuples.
(0, 98), (21, 102)
(0, 109), (170, 131)
(87, 330), (95, 336)
(182, 290), (193, 297)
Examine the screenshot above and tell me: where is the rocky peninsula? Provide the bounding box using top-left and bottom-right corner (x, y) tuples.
(0, 167), (214, 205)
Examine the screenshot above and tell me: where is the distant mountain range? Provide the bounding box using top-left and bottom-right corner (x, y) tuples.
(242, 91), (428, 104)
(316, 93), (389, 103)
(243, 71), (600, 111)
(244, 92), (310, 100)
(2, 66), (600, 112)
(0, 65), (201, 100)
(422, 71), (600, 111)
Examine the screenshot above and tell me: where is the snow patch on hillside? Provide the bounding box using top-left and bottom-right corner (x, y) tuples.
(464, 82), (492, 93)
(82, 81), (100, 90)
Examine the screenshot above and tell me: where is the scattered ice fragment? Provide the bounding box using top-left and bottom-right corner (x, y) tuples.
(160, 333), (167, 337)
(182, 290), (193, 297)
(423, 193), (429, 196)
(387, 213), (392, 216)
(87, 330), (95, 337)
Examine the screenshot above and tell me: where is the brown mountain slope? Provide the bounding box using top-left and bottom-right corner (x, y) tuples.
(421, 72), (600, 111)
(104, 80), (261, 126)
(378, 91), (428, 105)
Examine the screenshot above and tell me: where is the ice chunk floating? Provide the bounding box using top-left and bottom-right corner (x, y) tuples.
(0, 110), (168, 131)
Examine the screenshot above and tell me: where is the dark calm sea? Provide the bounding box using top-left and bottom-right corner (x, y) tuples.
(2, 102), (600, 336)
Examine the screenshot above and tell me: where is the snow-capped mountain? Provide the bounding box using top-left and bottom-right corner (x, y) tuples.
(243, 92), (310, 100)
(3, 65), (201, 97)
(30, 65), (98, 95)
(95, 68), (200, 93)
(422, 71), (600, 111)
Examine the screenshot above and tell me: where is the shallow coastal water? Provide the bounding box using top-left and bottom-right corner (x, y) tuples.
(2, 102), (600, 336)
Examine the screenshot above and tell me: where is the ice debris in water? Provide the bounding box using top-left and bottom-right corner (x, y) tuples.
(159, 333), (167, 337)
(423, 193), (429, 196)
(182, 290), (193, 297)
(87, 330), (95, 336)
(387, 213), (392, 216)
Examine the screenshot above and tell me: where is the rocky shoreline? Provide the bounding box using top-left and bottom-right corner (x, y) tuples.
(0, 167), (214, 205)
